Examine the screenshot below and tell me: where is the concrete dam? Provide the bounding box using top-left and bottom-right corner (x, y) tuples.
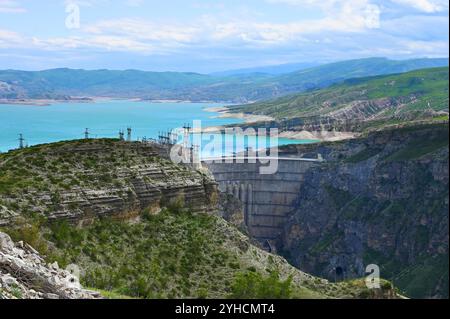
(203, 157), (320, 248)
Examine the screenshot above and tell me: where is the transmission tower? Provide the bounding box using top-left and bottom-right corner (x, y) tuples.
(127, 127), (132, 142)
(182, 123), (192, 148)
(18, 134), (25, 149)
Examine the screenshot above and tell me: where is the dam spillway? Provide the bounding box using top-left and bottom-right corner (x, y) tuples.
(203, 158), (319, 246)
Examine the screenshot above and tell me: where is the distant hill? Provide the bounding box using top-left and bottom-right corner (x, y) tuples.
(269, 57), (449, 95)
(0, 68), (216, 100)
(0, 57), (448, 103)
(210, 61), (321, 76)
(229, 67), (449, 131)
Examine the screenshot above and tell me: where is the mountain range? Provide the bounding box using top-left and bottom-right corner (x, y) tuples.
(210, 61), (321, 76)
(0, 57), (448, 103)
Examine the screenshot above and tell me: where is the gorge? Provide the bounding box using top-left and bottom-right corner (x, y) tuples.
(206, 123), (449, 299)
(1, 137), (401, 299)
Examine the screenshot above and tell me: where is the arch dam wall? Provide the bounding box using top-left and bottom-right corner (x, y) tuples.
(203, 158), (318, 245)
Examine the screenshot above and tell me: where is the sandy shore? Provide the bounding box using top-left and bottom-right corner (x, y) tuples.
(139, 99), (197, 103)
(204, 106), (274, 123)
(203, 106), (357, 142)
(0, 100), (50, 106)
(204, 106), (229, 112)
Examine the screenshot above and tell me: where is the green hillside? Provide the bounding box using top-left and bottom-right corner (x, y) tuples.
(230, 67), (449, 129)
(275, 57), (449, 90)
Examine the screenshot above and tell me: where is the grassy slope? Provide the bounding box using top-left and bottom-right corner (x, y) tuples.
(42, 207), (351, 299)
(1, 195), (387, 300)
(41, 206), (395, 299)
(230, 67), (449, 126)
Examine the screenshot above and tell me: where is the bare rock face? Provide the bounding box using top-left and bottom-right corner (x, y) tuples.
(0, 232), (102, 299)
(216, 192), (247, 233)
(278, 124), (449, 299)
(209, 124), (447, 299)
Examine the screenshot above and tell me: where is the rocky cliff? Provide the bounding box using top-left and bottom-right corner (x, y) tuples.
(277, 124), (449, 299)
(0, 232), (101, 299)
(0, 139), (217, 226)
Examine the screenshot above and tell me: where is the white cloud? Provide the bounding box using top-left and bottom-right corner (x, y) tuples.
(63, 0), (145, 7)
(390, 0), (449, 13)
(83, 18), (199, 43)
(31, 35), (157, 53)
(266, 0), (381, 31)
(0, 0), (447, 67)
(0, 0), (25, 13)
(401, 39), (449, 53)
(77, 12), (379, 52)
(63, 0), (109, 7)
(0, 28), (24, 47)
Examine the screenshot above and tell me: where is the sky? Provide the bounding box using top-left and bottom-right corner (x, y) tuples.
(0, 0), (448, 73)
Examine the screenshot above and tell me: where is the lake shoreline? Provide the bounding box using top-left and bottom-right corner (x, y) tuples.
(204, 106), (274, 123)
(0, 99), (95, 106)
(203, 106), (357, 142)
(0, 98), (235, 106)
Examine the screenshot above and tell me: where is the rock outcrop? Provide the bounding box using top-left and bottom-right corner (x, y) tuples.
(205, 123), (448, 299)
(278, 124), (449, 298)
(0, 232), (101, 299)
(0, 139), (218, 226)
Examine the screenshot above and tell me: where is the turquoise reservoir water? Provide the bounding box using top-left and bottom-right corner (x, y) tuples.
(0, 100), (317, 155)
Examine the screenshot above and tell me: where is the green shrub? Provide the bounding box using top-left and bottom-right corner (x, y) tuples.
(5, 218), (48, 255)
(229, 271), (293, 299)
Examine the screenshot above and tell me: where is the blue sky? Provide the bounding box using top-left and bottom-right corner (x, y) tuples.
(0, 0), (448, 72)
